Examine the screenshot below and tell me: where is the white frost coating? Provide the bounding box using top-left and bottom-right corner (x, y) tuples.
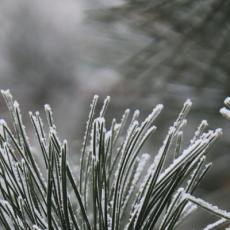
(13, 101), (32, 147)
(160, 188), (185, 228)
(139, 125), (174, 190)
(13, 100), (19, 108)
(163, 129), (221, 184)
(185, 155), (206, 190)
(10, 162), (23, 192)
(119, 109), (130, 132)
(99, 96), (111, 117)
(90, 118), (105, 162)
(134, 105), (161, 137)
(114, 120), (139, 178)
(215, 128), (223, 136)
(139, 159), (155, 192)
(122, 153), (150, 210)
(202, 120), (208, 126)
(44, 104), (52, 112)
(133, 126), (157, 156)
(183, 201), (197, 215)
(220, 107), (230, 120)
(139, 153), (151, 163)
(153, 104), (164, 112)
(130, 110), (140, 126)
(17, 217), (24, 228)
(0, 199), (10, 206)
(224, 97), (230, 107)
(49, 126), (57, 135)
(93, 94), (99, 100)
(32, 225), (43, 230)
(157, 139), (205, 183)
(1, 89), (12, 99)
(176, 119), (187, 132)
(1, 199), (13, 214)
(63, 139), (68, 146)
(124, 109), (130, 114)
(34, 208), (48, 226)
(94, 117), (105, 125)
(0, 119), (6, 125)
(183, 193), (230, 220)
(185, 98), (192, 107)
(106, 95), (111, 101)
(30, 113), (46, 142)
(202, 129), (222, 140)
(181, 99), (192, 116)
(128, 127), (176, 227)
(102, 96), (111, 106)
(191, 120), (208, 144)
(80, 94), (98, 157)
(107, 214), (112, 230)
(133, 110), (140, 120)
(105, 129), (112, 142)
(178, 201), (197, 224)
(148, 104), (163, 123)
(96, 117), (106, 138)
(203, 218), (226, 230)
(114, 123), (121, 138)
(0, 119), (6, 136)
(113, 109), (130, 143)
(174, 99), (192, 127)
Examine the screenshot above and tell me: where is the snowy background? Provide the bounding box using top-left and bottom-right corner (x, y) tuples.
(0, 0), (230, 228)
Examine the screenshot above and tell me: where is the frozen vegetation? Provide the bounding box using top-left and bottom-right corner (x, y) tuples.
(0, 90), (229, 229)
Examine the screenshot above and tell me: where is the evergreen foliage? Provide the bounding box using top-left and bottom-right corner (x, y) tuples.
(0, 90), (229, 229)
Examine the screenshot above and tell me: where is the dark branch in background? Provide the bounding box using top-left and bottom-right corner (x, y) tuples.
(101, 0), (230, 97)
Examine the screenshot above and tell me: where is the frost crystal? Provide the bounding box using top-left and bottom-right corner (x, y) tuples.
(220, 107), (230, 119)
(184, 193), (230, 220)
(224, 97), (230, 107)
(203, 218), (227, 230)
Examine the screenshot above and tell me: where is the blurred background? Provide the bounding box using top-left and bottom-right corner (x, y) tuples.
(0, 0), (230, 228)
